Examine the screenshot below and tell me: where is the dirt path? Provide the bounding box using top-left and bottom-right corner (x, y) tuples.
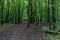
(0, 23), (45, 40)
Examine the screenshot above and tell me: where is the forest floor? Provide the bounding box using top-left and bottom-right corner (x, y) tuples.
(0, 23), (55, 40)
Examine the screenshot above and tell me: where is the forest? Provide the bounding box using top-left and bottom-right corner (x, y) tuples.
(0, 0), (60, 40)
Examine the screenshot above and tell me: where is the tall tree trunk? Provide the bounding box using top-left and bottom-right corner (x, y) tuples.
(38, 0), (42, 22)
(30, 0), (35, 24)
(51, 0), (56, 30)
(27, 0), (30, 28)
(27, 0), (32, 28)
(17, 0), (20, 24)
(0, 0), (4, 26)
(6, 0), (10, 23)
(47, 0), (50, 23)
(47, 0), (51, 30)
(27, 0), (35, 28)
(34, 1), (38, 26)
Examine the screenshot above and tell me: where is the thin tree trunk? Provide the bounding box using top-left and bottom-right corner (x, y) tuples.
(34, 1), (38, 26)
(47, 0), (51, 30)
(47, 0), (50, 23)
(17, 0), (20, 24)
(27, 0), (35, 27)
(51, 0), (56, 30)
(6, 0), (10, 23)
(27, 0), (31, 28)
(0, 0), (4, 26)
(30, 0), (35, 24)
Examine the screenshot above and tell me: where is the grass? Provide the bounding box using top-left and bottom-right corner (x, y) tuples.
(42, 22), (60, 40)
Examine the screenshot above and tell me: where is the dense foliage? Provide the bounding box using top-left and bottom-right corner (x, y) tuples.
(0, 0), (60, 31)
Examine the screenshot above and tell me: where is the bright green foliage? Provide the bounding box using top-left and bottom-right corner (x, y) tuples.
(0, 0), (60, 29)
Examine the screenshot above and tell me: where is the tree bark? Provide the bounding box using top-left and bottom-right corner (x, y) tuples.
(6, 0), (10, 23)
(51, 0), (56, 30)
(0, 0), (4, 26)
(17, 0), (20, 24)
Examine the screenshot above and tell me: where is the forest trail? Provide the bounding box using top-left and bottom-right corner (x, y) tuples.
(0, 23), (46, 40)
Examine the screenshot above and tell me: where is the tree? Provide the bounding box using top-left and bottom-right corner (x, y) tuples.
(0, 0), (4, 25)
(39, 0), (42, 22)
(6, 0), (10, 23)
(27, 0), (34, 27)
(51, 0), (56, 30)
(17, 0), (20, 24)
(47, 0), (52, 30)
